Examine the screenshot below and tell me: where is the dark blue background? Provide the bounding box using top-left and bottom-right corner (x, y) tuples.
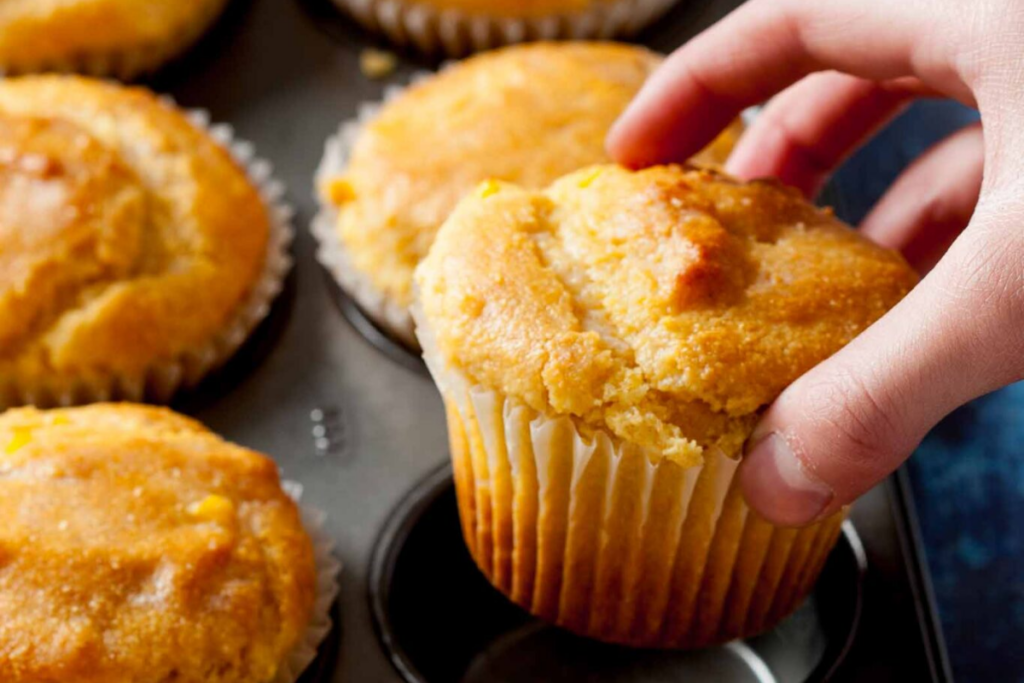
(831, 100), (1023, 683)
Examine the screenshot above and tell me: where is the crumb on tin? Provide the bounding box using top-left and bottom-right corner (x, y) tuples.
(360, 48), (398, 80)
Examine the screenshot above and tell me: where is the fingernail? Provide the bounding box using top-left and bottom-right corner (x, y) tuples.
(741, 433), (834, 526)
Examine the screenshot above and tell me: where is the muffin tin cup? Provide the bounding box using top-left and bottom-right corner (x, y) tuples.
(313, 73), (437, 351)
(280, 481), (343, 683)
(0, 103), (295, 410)
(330, 0), (680, 56)
(415, 318), (846, 648)
(369, 462), (867, 682)
(0, 0), (231, 80)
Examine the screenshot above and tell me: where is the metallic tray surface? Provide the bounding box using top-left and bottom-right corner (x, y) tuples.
(147, 0), (953, 680)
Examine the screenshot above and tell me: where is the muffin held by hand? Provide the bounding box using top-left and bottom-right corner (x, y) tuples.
(0, 75), (291, 409)
(414, 164), (918, 648)
(0, 0), (231, 79)
(333, 0), (681, 56)
(0, 404), (327, 683)
(316, 42), (742, 347)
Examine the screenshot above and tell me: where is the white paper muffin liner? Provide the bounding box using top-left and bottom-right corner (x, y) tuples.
(0, 0), (230, 80)
(414, 311), (846, 648)
(277, 481), (342, 683)
(332, 0), (680, 56)
(313, 73), (437, 350)
(0, 101), (295, 410)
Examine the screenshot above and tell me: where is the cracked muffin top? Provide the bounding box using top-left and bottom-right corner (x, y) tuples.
(321, 42), (741, 312)
(415, 165), (918, 466)
(0, 404), (316, 683)
(0, 75), (269, 384)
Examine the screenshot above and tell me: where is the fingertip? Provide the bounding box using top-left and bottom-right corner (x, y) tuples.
(740, 432), (834, 527)
(604, 111), (641, 168)
(722, 138), (763, 181)
(724, 121), (821, 196)
(605, 89), (671, 169)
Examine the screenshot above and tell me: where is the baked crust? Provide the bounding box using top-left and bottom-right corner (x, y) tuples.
(415, 165), (918, 466)
(322, 42), (740, 311)
(0, 76), (269, 385)
(0, 404), (316, 683)
(0, 0), (229, 76)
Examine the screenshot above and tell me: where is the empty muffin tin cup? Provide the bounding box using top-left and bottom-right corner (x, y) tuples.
(369, 464), (866, 683)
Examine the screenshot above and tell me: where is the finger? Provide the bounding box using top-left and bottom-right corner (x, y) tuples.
(725, 72), (924, 196)
(861, 122), (984, 272)
(739, 203), (1024, 526)
(607, 0), (972, 168)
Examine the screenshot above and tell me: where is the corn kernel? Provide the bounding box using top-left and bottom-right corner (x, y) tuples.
(360, 48), (398, 80)
(5, 427), (32, 454)
(324, 178), (356, 206)
(477, 179), (501, 199)
(187, 494), (235, 524)
(577, 167), (604, 188)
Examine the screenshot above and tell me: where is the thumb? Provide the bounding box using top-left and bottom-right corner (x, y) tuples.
(740, 201), (1024, 526)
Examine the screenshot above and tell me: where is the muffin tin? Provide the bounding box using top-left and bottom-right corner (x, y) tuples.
(151, 0), (954, 680)
(368, 462), (864, 683)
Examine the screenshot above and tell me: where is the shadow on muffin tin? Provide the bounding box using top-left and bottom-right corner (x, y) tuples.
(321, 266), (429, 376)
(145, 0), (259, 89)
(300, 601), (343, 683)
(369, 463), (866, 683)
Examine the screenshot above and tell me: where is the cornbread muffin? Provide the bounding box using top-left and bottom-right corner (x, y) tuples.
(0, 404), (317, 683)
(316, 42), (742, 346)
(414, 164), (918, 647)
(0, 0), (231, 79)
(332, 0), (681, 55)
(0, 75), (291, 409)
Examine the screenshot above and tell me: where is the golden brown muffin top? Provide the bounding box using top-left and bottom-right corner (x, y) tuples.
(416, 165), (918, 466)
(0, 0), (227, 72)
(0, 76), (269, 381)
(322, 42), (740, 310)
(0, 404), (316, 683)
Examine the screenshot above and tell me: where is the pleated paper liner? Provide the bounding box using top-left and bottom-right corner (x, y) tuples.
(331, 0), (680, 56)
(0, 0), (231, 80)
(0, 102), (295, 410)
(278, 481), (343, 683)
(419, 320), (845, 648)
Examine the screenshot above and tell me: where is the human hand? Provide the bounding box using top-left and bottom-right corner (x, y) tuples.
(607, 0), (1024, 526)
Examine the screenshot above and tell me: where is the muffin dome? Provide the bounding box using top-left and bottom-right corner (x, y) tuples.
(415, 164), (919, 466)
(318, 42), (741, 345)
(0, 404), (316, 683)
(0, 75), (282, 407)
(0, 0), (231, 78)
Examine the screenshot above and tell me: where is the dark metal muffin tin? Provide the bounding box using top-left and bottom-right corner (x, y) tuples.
(153, 0), (954, 680)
